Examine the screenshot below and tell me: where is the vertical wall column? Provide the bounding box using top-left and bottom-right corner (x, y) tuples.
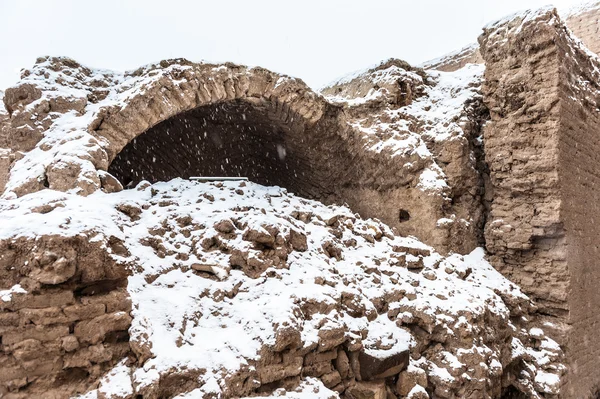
(479, 8), (600, 398)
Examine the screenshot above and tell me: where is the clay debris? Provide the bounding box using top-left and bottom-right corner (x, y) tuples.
(0, 180), (561, 398)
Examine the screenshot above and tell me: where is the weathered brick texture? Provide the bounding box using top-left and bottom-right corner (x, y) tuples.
(480, 8), (600, 398)
(0, 234), (132, 398)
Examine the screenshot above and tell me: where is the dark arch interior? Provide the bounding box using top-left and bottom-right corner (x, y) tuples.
(108, 99), (357, 201)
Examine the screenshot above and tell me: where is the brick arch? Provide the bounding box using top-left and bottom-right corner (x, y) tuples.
(91, 62), (365, 202)
(92, 63), (329, 164)
(89, 61), (433, 243)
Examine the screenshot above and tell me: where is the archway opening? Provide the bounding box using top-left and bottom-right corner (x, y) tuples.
(108, 99), (353, 202)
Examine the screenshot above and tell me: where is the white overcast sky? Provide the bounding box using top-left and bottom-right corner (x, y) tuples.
(0, 0), (586, 90)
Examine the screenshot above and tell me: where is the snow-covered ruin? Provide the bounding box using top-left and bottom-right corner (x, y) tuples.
(1, 3), (600, 399)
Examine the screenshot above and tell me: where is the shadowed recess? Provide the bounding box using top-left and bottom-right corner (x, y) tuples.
(108, 99), (356, 201)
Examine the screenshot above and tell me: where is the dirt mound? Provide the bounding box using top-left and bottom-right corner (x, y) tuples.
(0, 180), (561, 398)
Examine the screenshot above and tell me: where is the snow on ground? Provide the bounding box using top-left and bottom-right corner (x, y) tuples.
(0, 178), (562, 397)
(177, 378), (338, 399)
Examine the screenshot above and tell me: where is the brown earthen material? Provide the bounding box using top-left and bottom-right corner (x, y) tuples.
(321, 60), (489, 254)
(0, 179), (557, 398)
(479, 7), (600, 398)
(0, 233), (132, 398)
(424, 2), (600, 74)
(1, 57), (486, 254)
(4, 5), (600, 397)
(565, 3), (600, 56)
(421, 44), (484, 72)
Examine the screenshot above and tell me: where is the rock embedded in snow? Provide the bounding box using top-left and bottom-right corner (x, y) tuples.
(345, 380), (387, 399)
(356, 348), (409, 380)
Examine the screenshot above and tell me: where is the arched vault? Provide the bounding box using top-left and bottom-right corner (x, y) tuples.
(94, 62), (401, 208)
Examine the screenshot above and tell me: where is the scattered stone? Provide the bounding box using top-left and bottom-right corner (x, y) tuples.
(98, 171), (123, 193)
(243, 227), (275, 247)
(357, 348), (409, 381)
(191, 263), (230, 280)
(345, 380), (387, 399)
(289, 229), (308, 251)
(396, 367), (428, 397)
(214, 219), (236, 234)
(322, 241), (342, 260)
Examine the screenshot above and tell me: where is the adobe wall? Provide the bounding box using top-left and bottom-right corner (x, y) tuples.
(1, 57), (484, 255)
(421, 44), (484, 72)
(565, 3), (600, 55)
(320, 60), (489, 255)
(480, 8), (600, 398)
(479, 8), (567, 327)
(98, 73), (455, 253)
(556, 18), (600, 398)
(0, 232), (132, 398)
(425, 2), (600, 74)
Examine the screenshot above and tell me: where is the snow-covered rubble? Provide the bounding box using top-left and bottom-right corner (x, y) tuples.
(0, 57), (199, 198)
(323, 61), (483, 189)
(0, 179), (563, 398)
(0, 47), (570, 398)
(321, 60), (488, 254)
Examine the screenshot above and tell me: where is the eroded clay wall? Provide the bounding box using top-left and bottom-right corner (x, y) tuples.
(556, 23), (600, 398)
(479, 10), (568, 325)
(425, 3), (600, 74)
(0, 233), (131, 398)
(421, 45), (484, 72)
(480, 8), (600, 398)
(566, 4), (600, 55)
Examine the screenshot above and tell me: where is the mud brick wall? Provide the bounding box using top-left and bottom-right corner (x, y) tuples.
(479, 10), (568, 324)
(0, 233), (131, 398)
(556, 20), (600, 399)
(423, 45), (484, 72)
(480, 9), (600, 398)
(425, 5), (600, 74)
(566, 5), (600, 56)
